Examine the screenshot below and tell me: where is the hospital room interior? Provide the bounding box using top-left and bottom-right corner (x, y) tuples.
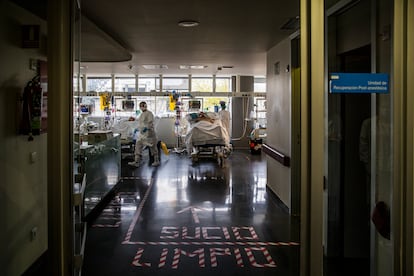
(4, 0), (410, 275)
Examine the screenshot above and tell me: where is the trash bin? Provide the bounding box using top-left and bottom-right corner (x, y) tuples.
(249, 138), (262, 154)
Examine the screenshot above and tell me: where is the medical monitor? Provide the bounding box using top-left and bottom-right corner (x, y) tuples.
(80, 104), (91, 115)
(188, 100), (201, 110)
(122, 100), (135, 111)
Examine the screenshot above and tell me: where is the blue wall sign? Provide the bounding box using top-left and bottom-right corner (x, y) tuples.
(329, 73), (389, 94)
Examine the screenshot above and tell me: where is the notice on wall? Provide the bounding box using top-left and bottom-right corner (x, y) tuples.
(329, 73), (389, 94)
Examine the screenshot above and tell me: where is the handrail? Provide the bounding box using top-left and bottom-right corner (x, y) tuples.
(262, 143), (290, 167)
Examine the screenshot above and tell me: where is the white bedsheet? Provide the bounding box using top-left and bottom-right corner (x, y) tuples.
(111, 118), (139, 140)
(185, 119), (230, 148)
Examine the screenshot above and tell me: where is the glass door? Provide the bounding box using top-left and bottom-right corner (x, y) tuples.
(324, 0), (393, 275)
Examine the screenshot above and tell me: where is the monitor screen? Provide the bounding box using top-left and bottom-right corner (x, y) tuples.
(80, 104), (90, 115)
(189, 100), (201, 110)
(122, 100), (135, 111)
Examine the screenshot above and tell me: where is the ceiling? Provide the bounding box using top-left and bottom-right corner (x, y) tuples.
(14, 0), (300, 76)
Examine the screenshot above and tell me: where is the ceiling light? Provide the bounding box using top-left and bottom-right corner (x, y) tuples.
(142, 64), (168, 70)
(179, 65), (207, 70)
(217, 65), (234, 70)
(178, 20), (200, 27)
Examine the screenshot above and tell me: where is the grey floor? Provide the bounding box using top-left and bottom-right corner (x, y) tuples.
(82, 149), (300, 275)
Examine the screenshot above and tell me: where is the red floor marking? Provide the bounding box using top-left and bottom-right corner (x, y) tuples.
(122, 241), (299, 246)
(129, 246), (284, 269)
(159, 226), (260, 240)
(118, 176), (299, 269)
(132, 248), (151, 267)
(223, 227), (231, 240)
(191, 207), (200, 223)
(234, 248), (244, 267)
(158, 248), (168, 268)
(245, 247), (277, 267)
(182, 227), (201, 239)
(210, 248), (231, 267)
(123, 178), (154, 243)
(232, 226), (259, 240)
(171, 248), (205, 269)
(202, 227), (222, 239)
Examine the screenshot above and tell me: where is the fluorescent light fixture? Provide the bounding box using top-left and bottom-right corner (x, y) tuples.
(179, 65), (208, 70)
(217, 65), (234, 70)
(142, 64), (168, 70)
(178, 20), (200, 27)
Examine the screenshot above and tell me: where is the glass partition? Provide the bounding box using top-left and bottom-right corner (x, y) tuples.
(324, 0), (393, 275)
(72, 1), (84, 275)
(76, 134), (121, 217)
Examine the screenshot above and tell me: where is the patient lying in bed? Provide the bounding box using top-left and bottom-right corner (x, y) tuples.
(184, 112), (231, 153)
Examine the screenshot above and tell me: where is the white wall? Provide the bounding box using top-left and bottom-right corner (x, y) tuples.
(0, 2), (48, 275)
(265, 37), (292, 209)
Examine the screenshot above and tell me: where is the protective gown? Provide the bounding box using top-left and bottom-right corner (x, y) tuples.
(133, 110), (159, 164)
(218, 109), (230, 135)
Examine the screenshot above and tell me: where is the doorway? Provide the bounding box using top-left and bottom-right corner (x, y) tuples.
(325, 0), (372, 271)
(325, 44), (371, 275)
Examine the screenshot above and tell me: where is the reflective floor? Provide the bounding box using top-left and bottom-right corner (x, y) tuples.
(82, 149), (300, 275)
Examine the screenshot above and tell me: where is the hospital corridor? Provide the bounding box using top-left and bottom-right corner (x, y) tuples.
(81, 150), (300, 276)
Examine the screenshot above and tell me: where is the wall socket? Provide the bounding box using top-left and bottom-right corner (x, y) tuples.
(31, 227), (38, 241)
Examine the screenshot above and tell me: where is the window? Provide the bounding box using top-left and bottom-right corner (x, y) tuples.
(254, 77), (266, 92)
(191, 77), (213, 92)
(139, 76), (157, 92)
(87, 76), (112, 92)
(254, 97), (267, 127)
(114, 76), (135, 92)
(160, 76), (189, 93)
(215, 77), (232, 92)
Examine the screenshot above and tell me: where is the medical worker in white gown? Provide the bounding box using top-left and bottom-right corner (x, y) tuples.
(218, 101), (231, 136)
(128, 101), (160, 167)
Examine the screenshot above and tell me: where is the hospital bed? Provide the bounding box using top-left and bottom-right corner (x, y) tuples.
(184, 112), (231, 167)
(111, 117), (139, 159)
